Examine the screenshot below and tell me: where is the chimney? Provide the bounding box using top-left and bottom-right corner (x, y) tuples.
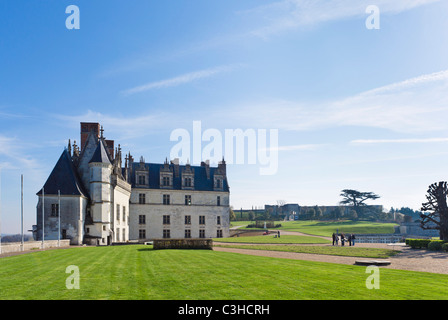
(80, 122), (100, 151)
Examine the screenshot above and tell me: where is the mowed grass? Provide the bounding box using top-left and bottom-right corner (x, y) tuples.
(213, 235), (330, 244)
(1, 245), (448, 300)
(278, 220), (397, 237)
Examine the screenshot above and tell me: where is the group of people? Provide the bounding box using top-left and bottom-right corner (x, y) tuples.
(332, 232), (356, 246)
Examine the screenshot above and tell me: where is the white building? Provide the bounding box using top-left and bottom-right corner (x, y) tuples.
(34, 122), (230, 245)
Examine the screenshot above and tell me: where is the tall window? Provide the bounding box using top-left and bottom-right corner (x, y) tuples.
(217, 216), (221, 225)
(139, 193), (146, 204)
(117, 228), (120, 242)
(217, 230), (223, 238)
(51, 204), (59, 217)
(139, 229), (146, 239)
(185, 229), (191, 239)
(138, 175), (146, 185)
(185, 215), (191, 225)
(215, 179), (221, 188)
(163, 215), (170, 225)
(122, 206), (126, 222)
(162, 176), (170, 186)
(163, 229), (170, 239)
(185, 195), (192, 205)
(184, 177), (192, 187)
(163, 194), (170, 205)
(199, 230), (205, 238)
(199, 215), (205, 225)
(217, 196), (221, 206)
(139, 215), (146, 224)
(116, 204), (120, 221)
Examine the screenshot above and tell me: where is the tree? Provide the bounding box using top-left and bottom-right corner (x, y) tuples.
(229, 206), (236, 221)
(339, 189), (380, 218)
(421, 181), (448, 240)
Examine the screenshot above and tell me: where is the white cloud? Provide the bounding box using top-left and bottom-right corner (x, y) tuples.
(351, 138), (448, 144)
(225, 68), (448, 134)
(120, 64), (240, 96)
(246, 0), (440, 38)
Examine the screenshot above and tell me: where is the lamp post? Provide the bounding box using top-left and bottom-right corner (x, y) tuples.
(42, 187), (45, 249)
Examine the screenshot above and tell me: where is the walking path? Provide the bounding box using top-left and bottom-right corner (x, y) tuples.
(215, 231), (448, 275)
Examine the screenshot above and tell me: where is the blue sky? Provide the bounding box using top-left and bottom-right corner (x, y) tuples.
(1, 0), (448, 233)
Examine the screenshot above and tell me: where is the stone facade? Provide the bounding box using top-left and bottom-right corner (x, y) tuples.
(34, 122), (230, 245)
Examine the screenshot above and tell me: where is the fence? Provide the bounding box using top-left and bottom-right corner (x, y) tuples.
(0, 240), (71, 255)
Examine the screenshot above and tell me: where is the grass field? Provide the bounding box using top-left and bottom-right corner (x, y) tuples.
(1, 245), (447, 300)
(213, 235), (330, 244)
(233, 220), (397, 237)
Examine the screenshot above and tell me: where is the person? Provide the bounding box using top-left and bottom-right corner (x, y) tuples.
(278, 230), (281, 238)
(341, 233), (345, 246)
(335, 234), (339, 246)
(332, 233), (336, 246)
(351, 234), (356, 246)
(347, 233), (352, 246)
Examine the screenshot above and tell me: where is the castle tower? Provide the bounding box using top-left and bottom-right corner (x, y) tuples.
(88, 139), (113, 245)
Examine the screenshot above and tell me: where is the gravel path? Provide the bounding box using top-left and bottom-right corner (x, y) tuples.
(215, 231), (448, 275)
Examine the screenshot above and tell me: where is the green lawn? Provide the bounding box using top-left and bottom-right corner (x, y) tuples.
(213, 235), (330, 244)
(214, 244), (398, 259)
(1, 245), (447, 300)
(233, 220), (397, 237)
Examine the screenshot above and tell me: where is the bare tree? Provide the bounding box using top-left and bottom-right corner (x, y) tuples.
(421, 181), (448, 240)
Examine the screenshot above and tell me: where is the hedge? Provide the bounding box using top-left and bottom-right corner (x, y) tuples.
(406, 238), (447, 250)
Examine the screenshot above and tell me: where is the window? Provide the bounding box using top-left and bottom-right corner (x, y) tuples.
(139, 215), (146, 224)
(199, 215), (205, 225)
(199, 230), (205, 238)
(185, 215), (191, 225)
(139, 193), (146, 204)
(217, 230), (223, 238)
(163, 215), (170, 225)
(117, 228), (120, 242)
(138, 175), (146, 185)
(217, 216), (221, 225)
(185, 229), (191, 239)
(163, 194), (170, 205)
(163, 229), (170, 239)
(51, 204), (59, 217)
(103, 225), (106, 231)
(123, 206), (126, 222)
(123, 228), (126, 242)
(162, 176), (170, 186)
(116, 204), (120, 221)
(86, 228), (90, 234)
(185, 195), (191, 205)
(184, 177), (192, 187)
(139, 229), (146, 239)
(217, 196), (221, 206)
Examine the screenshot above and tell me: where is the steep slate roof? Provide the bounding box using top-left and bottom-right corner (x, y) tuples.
(36, 149), (89, 197)
(89, 139), (112, 164)
(130, 163), (229, 192)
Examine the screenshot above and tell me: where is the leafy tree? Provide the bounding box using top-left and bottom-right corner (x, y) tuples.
(421, 181), (448, 240)
(339, 189), (380, 218)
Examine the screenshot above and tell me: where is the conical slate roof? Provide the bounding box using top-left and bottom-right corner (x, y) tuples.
(89, 139), (111, 164)
(36, 149), (88, 197)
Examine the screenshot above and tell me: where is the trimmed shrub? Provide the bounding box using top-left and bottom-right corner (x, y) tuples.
(406, 239), (432, 249)
(442, 243), (448, 252)
(428, 240), (444, 251)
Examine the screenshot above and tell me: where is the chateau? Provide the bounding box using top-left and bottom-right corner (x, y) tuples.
(34, 122), (230, 245)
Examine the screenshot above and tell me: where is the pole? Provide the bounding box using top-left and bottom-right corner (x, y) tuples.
(0, 168), (2, 255)
(21, 174), (24, 251)
(42, 187), (45, 249)
(58, 190), (61, 247)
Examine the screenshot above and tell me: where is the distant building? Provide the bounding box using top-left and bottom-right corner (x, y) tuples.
(34, 122), (230, 245)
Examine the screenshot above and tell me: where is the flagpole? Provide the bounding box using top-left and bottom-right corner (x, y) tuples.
(42, 187), (45, 249)
(21, 174), (24, 251)
(0, 168), (2, 255)
(58, 190), (61, 247)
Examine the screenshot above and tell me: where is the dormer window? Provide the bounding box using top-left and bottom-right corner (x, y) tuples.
(185, 177), (192, 187)
(216, 179), (221, 188)
(138, 175), (146, 185)
(162, 176), (170, 186)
